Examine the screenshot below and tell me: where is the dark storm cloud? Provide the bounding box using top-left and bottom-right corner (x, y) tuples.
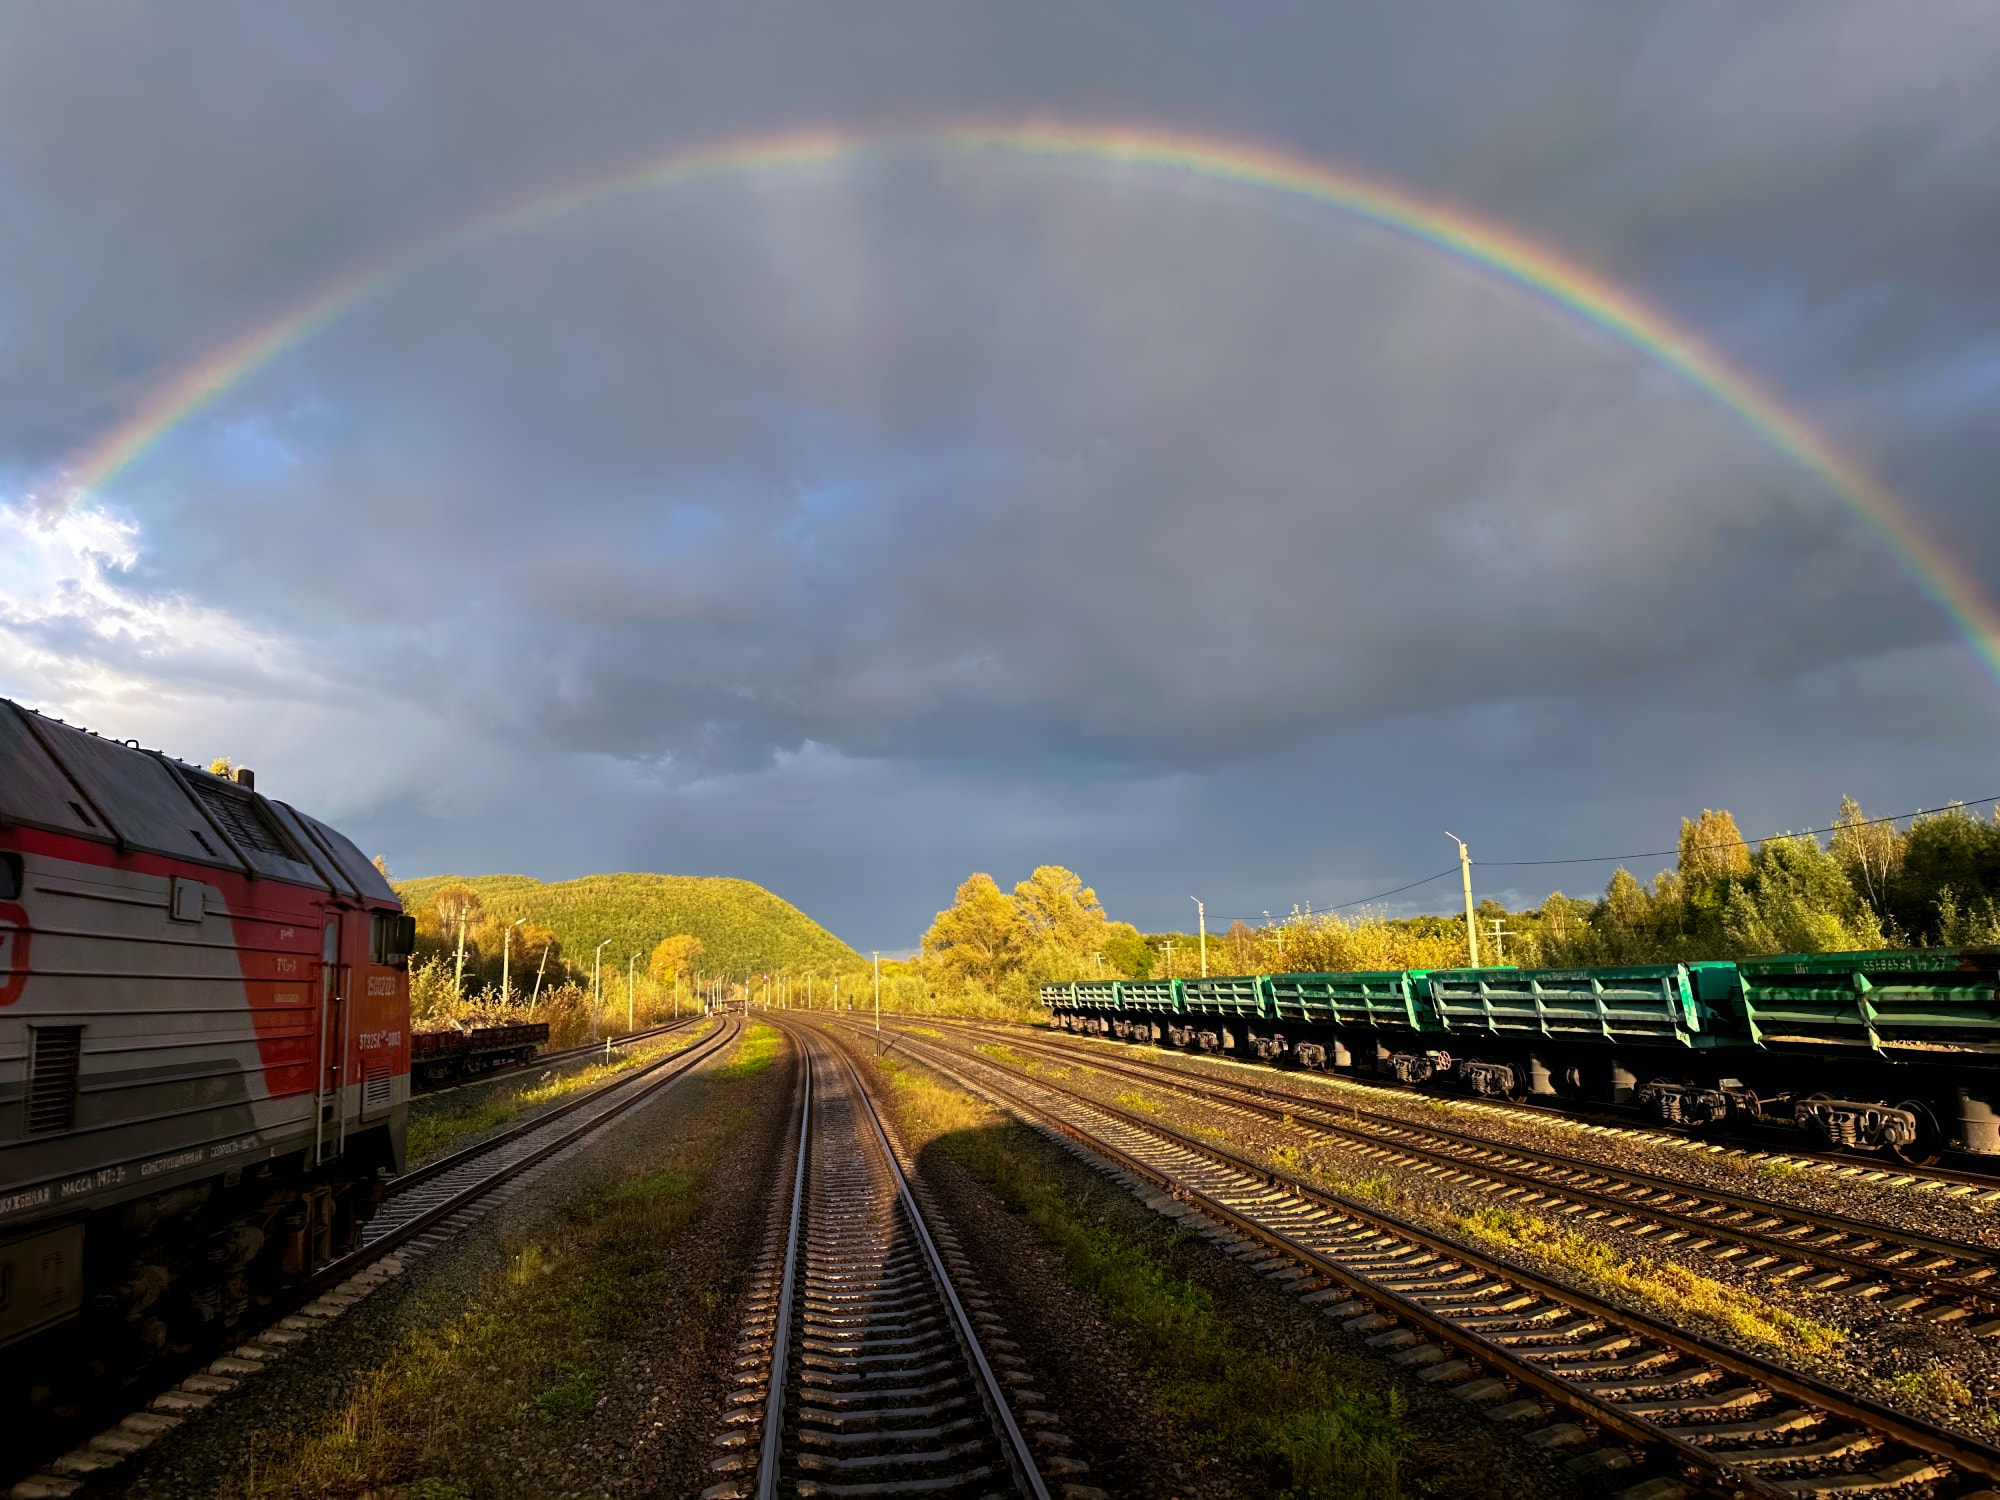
(0, 1), (1996, 945)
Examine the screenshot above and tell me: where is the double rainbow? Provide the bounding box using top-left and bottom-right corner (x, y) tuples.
(46, 122), (2000, 685)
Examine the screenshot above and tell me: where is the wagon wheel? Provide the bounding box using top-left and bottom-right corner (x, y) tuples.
(1891, 1099), (1944, 1167)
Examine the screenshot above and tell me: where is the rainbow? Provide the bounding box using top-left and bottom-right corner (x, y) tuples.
(43, 121), (2000, 684)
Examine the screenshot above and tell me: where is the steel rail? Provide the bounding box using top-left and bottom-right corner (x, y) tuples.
(879, 1022), (2000, 1492)
(813, 1022), (1054, 1500)
(305, 1015), (740, 1297)
(754, 1029), (811, 1500)
(947, 1021), (2000, 1304)
(389, 1018), (717, 1196)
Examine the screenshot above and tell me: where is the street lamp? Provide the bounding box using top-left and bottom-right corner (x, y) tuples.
(501, 917), (526, 1007)
(592, 938), (612, 1041)
(1190, 897), (1207, 978)
(873, 951), (881, 1039)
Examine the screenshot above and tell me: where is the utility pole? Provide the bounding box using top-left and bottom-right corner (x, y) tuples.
(873, 951), (881, 1039)
(500, 917), (525, 1006)
(530, 942), (551, 1009)
(1488, 917), (1514, 965)
(1446, 834), (1481, 967)
(453, 914), (469, 1001)
(1191, 898), (1207, 978)
(1163, 940), (1177, 979)
(627, 952), (637, 1031)
(592, 938), (612, 1040)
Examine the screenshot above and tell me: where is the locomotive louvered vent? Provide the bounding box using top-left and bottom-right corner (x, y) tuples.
(191, 781), (294, 860)
(362, 1064), (392, 1111)
(27, 1026), (84, 1135)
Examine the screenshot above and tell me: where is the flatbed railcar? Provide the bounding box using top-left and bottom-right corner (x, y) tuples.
(0, 698), (414, 1431)
(1043, 946), (2000, 1164)
(410, 1020), (552, 1088)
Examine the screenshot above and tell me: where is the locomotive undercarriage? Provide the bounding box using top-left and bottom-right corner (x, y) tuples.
(4, 1128), (393, 1431)
(1052, 1009), (2000, 1163)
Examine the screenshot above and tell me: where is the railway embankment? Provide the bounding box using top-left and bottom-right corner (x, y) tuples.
(87, 1023), (789, 1500)
(898, 1017), (2000, 1494)
(958, 1024), (2000, 1439)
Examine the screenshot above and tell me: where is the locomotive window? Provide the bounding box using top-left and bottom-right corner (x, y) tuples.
(370, 912), (416, 964)
(0, 853), (19, 901)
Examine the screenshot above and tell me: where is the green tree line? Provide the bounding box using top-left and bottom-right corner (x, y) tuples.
(914, 799), (2000, 1003)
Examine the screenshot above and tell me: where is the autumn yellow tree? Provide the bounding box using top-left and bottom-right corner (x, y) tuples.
(1012, 865), (1111, 955)
(1678, 810), (1752, 889)
(649, 934), (705, 986)
(921, 874), (1025, 990)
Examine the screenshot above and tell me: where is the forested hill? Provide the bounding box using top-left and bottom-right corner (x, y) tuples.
(394, 872), (860, 976)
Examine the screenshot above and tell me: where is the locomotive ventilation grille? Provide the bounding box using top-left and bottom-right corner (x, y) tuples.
(191, 782), (295, 860)
(27, 1025), (84, 1134)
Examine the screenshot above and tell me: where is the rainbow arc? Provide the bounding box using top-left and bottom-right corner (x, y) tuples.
(40, 121), (2000, 687)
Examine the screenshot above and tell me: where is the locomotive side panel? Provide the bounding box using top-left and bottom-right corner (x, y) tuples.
(0, 831), (330, 1237)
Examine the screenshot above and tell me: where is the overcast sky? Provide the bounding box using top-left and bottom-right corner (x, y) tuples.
(2, 2), (1997, 948)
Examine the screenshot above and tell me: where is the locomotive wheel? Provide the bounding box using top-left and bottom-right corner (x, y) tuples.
(1891, 1099), (1944, 1167)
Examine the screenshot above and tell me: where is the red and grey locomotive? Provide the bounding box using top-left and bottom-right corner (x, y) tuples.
(0, 698), (412, 1425)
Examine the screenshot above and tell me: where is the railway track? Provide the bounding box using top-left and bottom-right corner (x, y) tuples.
(413, 1014), (702, 1098)
(873, 1020), (2000, 1500)
(10, 1017), (741, 1500)
(1048, 1014), (2000, 1193)
(937, 1020), (2000, 1326)
(704, 1020), (1061, 1500)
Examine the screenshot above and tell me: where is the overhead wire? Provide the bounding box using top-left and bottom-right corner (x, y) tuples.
(1209, 792), (2000, 928)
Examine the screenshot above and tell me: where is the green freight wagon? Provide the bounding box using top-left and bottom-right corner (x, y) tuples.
(1734, 948), (2000, 1156)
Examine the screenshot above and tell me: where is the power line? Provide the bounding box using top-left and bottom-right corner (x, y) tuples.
(1479, 794), (2000, 868)
(1211, 792), (2000, 926)
(1212, 867), (1458, 926)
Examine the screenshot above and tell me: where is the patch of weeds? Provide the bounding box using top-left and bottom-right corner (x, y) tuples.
(1891, 1368), (1973, 1407)
(530, 1366), (600, 1421)
(976, 1043), (1033, 1070)
(1758, 1159), (1803, 1180)
(1460, 1207), (1841, 1360)
(902, 1026), (944, 1039)
(1115, 1091), (1164, 1115)
(1351, 1174), (1405, 1208)
(610, 1168), (694, 1205)
(715, 1023), (782, 1079)
(1268, 1145), (1310, 1176)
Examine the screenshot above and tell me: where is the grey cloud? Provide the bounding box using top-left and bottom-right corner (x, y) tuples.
(0, 1), (1995, 944)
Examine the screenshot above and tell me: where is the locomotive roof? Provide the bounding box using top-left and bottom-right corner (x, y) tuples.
(0, 696), (395, 904)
